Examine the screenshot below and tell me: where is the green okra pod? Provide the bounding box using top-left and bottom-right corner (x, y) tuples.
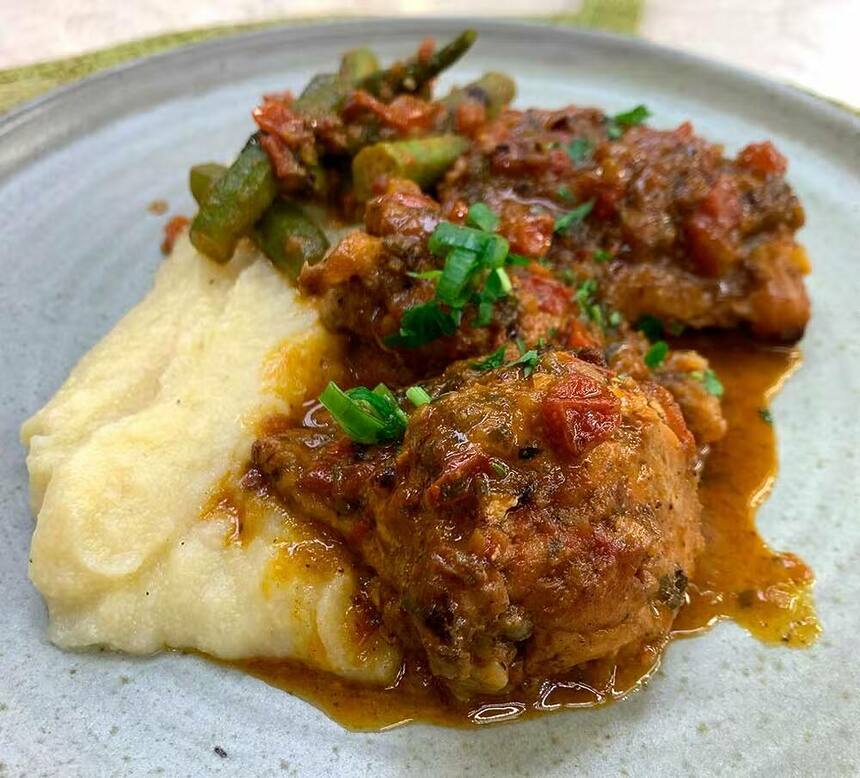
(352, 134), (470, 201)
(189, 134), (278, 263)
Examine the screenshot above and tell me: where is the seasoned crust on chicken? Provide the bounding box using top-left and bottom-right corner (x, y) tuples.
(253, 350), (702, 696)
(300, 181), (727, 445)
(438, 109), (810, 340)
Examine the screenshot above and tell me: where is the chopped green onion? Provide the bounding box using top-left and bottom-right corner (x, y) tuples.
(384, 301), (460, 348)
(506, 253), (530, 266)
(480, 234), (510, 268)
(466, 202), (500, 233)
(594, 249), (612, 263)
(554, 200), (594, 233)
(428, 222), (491, 255)
(406, 385), (432, 407)
(566, 139), (591, 162)
(759, 407), (773, 424)
(372, 383), (409, 426)
(407, 269), (443, 281)
(486, 267), (512, 297)
(436, 247), (480, 307)
(474, 300), (494, 327)
(608, 310), (623, 328)
(319, 381), (407, 444)
(472, 345), (508, 371)
(558, 185), (573, 201)
(644, 340), (669, 369)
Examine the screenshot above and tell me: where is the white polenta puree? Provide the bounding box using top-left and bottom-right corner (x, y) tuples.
(21, 233), (400, 684)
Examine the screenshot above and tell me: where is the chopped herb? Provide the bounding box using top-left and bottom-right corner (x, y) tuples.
(384, 301), (460, 349)
(428, 222), (491, 255)
(506, 253), (530, 266)
(575, 278), (599, 308)
(694, 368), (724, 397)
(490, 460), (509, 477)
(559, 268), (577, 286)
(667, 321), (686, 336)
(406, 385), (432, 407)
(566, 138), (591, 162)
(644, 340), (669, 369)
(607, 104), (651, 138)
(636, 314), (664, 342)
(407, 269), (442, 281)
(593, 249), (612, 263)
(319, 381), (407, 444)
(435, 247), (480, 307)
(759, 407), (773, 424)
(557, 185), (573, 201)
(466, 202), (500, 233)
(608, 310), (623, 328)
(509, 348), (539, 377)
(395, 220), (527, 348)
(472, 345), (508, 372)
(515, 337), (527, 354)
(554, 200), (595, 233)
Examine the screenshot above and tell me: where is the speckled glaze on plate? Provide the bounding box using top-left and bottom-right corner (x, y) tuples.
(0, 19), (858, 777)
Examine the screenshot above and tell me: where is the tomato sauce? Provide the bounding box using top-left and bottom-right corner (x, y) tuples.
(227, 333), (818, 729)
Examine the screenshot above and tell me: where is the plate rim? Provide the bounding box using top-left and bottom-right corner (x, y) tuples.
(1, 17), (858, 183)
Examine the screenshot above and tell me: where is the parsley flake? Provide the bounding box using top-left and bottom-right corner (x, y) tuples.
(554, 200), (594, 233)
(607, 104), (651, 139)
(644, 340), (669, 369)
(759, 407), (773, 424)
(566, 138), (591, 162)
(472, 346), (508, 372)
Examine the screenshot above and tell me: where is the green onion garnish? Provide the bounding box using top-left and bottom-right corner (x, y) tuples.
(406, 385), (432, 407)
(466, 202), (500, 233)
(436, 247), (480, 307)
(428, 222), (491, 255)
(554, 200), (594, 233)
(594, 249), (612, 263)
(644, 340), (669, 369)
(319, 381), (407, 444)
(759, 407), (772, 424)
(407, 269), (443, 281)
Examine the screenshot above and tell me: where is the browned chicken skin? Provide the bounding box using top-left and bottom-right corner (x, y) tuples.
(253, 350), (702, 696)
(253, 96), (812, 698)
(300, 181), (726, 445)
(439, 108), (810, 340)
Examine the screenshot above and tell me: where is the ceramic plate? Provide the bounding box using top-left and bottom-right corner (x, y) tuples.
(1, 19), (858, 777)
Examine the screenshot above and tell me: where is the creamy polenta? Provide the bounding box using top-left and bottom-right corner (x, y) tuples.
(21, 234), (400, 684)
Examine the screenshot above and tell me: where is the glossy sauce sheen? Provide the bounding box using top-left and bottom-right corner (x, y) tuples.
(232, 335), (819, 730)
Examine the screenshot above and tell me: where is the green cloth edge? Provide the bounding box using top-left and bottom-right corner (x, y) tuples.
(0, 0), (642, 113)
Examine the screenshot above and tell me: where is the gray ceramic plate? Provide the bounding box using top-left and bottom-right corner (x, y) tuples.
(1, 19), (858, 777)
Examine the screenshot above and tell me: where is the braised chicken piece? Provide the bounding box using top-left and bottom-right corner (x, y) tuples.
(253, 349), (702, 696)
(300, 180), (726, 444)
(438, 108), (810, 340)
